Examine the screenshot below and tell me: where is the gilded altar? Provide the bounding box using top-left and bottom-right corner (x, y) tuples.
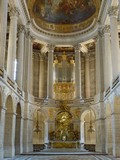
(50, 140), (80, 148)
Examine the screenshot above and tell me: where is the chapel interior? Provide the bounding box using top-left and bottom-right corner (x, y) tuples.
(0, 0), (120, 159)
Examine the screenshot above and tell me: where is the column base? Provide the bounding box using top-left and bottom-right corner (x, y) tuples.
(4, 145), (15, 158)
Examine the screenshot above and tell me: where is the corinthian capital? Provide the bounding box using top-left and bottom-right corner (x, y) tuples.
(9, 7), (20, 17)
(18, 25), (25, 33)
(103, 25), (110, 34)
(74, 44), (81, 53)
(108, 6), (118, 17)
(47, 44), (55, 52)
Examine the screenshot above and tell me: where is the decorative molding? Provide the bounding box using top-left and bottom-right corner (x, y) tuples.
(47, 44), (55, 52)
(102, 25), (110, 34)
(9, 7), (20, 17)
(74, 44), (82, 52)
(18, 24), (25, 33)
(108, 6), (118, 17)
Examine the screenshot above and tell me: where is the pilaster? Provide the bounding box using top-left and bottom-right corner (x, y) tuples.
(108, 6), (120, 79)
(16, 25), (25, 89)
(102, 25), (112, 90)
(85, 53), (90, 98)
(74, 44), (82, 99)
(0, 0), (8, 69)
(47, 44), (54, 99)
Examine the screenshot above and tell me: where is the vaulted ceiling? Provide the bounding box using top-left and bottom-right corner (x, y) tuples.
(26, 0), (101, 33)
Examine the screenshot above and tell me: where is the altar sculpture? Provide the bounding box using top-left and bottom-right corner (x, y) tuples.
(49, 109), (80, 148)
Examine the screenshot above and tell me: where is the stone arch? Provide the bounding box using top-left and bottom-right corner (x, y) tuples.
(80, 109), (96, 151)
(4, 95), (14, 158)
(105, 101), (113, 155)
(15, 103), (21, 155)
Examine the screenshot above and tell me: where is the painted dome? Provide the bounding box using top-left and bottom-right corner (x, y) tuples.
(26, 0), (101, 33)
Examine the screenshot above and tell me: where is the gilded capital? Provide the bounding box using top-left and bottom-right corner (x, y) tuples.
(108, 6), (118, 17)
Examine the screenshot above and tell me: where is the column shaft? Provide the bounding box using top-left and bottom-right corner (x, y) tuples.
(95, 118), (106, 153)
(47, 45), (54, 99)
(44, 122), (49, 143)
(112, 114), (120, 157)
(74, 45), (81, 98)
(103, 25), (113, 90)
(0, 0), (8, 68)
(29, 39), (33, 95)
(85, 54), (90, 98)
(7, 8), (19, 79)
(0, 108), (6, 158)
(23, 30), (33, 94)
(109, 6), (120, 79)
(16, 25), (25, 89)
(95, 32), (104, 95)
(39, 55), (45, 98)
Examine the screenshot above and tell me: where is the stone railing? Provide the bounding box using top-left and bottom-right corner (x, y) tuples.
(0, 68), (4, 78)
(104, 73), (120, 98)
(0, 68), (23, 97)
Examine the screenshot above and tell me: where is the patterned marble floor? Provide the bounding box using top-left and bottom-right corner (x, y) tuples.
(4, 149), (120, 160)
(4, 155), (119, 160)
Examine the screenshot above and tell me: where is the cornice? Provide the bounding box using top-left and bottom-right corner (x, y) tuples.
(21, 0), (30, 22)
(98, 0), (108, 23)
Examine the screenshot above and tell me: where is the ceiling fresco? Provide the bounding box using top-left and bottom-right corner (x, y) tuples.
(26, 0), (101, 33)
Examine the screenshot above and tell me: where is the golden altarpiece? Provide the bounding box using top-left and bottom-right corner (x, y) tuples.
(48, 50), (80, 148)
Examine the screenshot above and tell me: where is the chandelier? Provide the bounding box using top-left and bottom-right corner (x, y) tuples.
(33, 110), (41, 133)
(88, 109), (95, 133)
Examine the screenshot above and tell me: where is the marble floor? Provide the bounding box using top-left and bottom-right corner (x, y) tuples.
(4, 155), (119, 160)
(3, 149), (120, 160)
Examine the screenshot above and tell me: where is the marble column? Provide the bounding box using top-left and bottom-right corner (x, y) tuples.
(7, 7), (19, 80)
(109, 6), (120, 79)
(74, 44), (82, 99)
(70, 57), (75, 82)
(80, 120), (85, 144)
(105, 116), (113, 155)
(94, 32), (104, 95)
(23, 117), (33, 152)
(54, 57), (58, 82)
(103, 25), (113, 90)
(47, 44), (54, 99)
(118, 0), (120, 21)
(4, 113), (16, 157)
(23, 30), (33, 94)
(44, 121), (49, 144)
(0, 107), (6, 158)
(95, 118), (106, 153)
(29, 37), (34, 95)
(0, 0), (8, 69)
(85, 53), (90, 98)
(16, 25), (25, 89)
(39, 55), (45, 98)
(20, 117), (24, 153)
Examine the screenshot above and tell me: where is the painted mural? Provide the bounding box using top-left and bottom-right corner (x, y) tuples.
(33, 0), (96, 24)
